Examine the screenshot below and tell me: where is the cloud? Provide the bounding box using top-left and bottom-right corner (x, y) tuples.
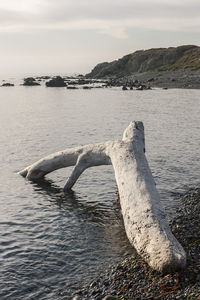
(0, 0), (199, 76)
(0, 0), (200, 38)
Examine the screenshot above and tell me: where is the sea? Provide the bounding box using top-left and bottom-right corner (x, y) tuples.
(0, 78), (200, 299)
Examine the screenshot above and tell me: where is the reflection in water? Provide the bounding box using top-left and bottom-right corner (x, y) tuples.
(0, 177), (134, 299)
(31, 178), (122, 227)
(26, 178), (134, 298)
(0, 87), (199, 299)
(32, 178), (78, 207)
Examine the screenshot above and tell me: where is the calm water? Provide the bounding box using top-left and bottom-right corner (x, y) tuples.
(0, 85), (200, 299)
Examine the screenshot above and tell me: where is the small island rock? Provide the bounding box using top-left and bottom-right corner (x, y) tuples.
(1, 83), (14, 87)
(46, 76), (66, 87)
(23, 77), (40, 86)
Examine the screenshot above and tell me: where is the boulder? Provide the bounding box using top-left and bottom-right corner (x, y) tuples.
(46, 76), (66, 87)
(23, 77), (40, 86)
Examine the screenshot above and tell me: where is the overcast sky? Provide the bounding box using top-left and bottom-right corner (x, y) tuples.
(0, 0), (199, 77)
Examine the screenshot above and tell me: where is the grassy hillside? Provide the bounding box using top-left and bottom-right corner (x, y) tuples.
(86, 45), (200, 78)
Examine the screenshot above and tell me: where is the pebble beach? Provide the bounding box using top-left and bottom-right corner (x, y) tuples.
(70, 188), (200, 300)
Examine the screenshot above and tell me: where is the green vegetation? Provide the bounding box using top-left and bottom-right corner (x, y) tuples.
(86, 45), (200, 78)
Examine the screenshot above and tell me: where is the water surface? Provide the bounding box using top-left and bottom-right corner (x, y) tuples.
(0, 86), (200, 299)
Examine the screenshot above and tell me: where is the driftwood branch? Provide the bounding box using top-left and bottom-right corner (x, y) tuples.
(19, 121), (186, 273)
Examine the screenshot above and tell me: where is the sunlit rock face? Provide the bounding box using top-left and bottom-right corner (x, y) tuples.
(86, 45), (200, 78)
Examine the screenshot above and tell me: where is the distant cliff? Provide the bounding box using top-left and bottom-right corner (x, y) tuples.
(86, 45), (200, 78)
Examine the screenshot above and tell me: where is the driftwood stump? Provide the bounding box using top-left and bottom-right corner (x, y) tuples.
(19, 121), (186, 273)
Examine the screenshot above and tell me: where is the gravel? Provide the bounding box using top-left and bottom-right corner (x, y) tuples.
(106, 71), (200, 89)
(69, 188), (200, 299)
(129, 71), (200, 89)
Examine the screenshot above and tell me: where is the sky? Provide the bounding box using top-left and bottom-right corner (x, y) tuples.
(0, 0), (199, 77)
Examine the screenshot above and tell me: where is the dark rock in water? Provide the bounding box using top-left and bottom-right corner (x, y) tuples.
(23, 77), (40, 86)
(46, 76), (66, 87)
(67, 86), (78, 89)
(83, 86), (92, 89)
(67, 80), (79, 85)
(122, 86), (128, 90)
(1, 83), (14, 87)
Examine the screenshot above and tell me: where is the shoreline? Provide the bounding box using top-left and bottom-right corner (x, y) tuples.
(70, 188), (200, 300)
(102, 71), (200, 90)
(1, 71), (200, 89)
(128, 71), (200, 89)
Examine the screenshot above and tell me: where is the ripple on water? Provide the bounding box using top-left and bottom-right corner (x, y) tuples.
(0, 87), (199, 299)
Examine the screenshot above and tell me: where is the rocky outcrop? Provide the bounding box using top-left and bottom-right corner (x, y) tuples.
(86, 45), (200, 78)
(46, 76), (66, 87)
(23, 77), (41, 86)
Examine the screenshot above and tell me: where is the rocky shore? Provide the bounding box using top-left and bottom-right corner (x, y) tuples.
(86, 45), (200, 86)
(125, 71), (200, 89)
(70, 188), (200, 300)
(103, 71), (200, 90)
(1, 70), (200, 89)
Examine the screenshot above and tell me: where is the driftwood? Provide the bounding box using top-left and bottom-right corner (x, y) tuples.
(19, 121), (186, 273)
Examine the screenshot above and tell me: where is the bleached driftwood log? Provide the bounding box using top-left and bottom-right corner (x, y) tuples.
(19, 121), (186, 273)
